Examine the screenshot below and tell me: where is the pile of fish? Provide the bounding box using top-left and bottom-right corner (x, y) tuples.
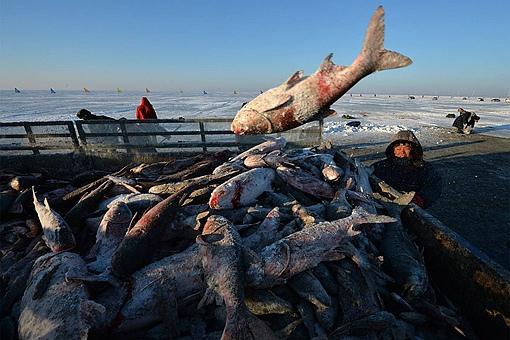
(0, 137), (474, 339)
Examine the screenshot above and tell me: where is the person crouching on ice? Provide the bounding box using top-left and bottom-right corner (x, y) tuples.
(136, 97), (158, 120)
(452, 108), (480, 134)
(372, 130), (442, 208)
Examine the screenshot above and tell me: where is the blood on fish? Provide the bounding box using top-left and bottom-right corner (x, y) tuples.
(231, 182), (243, 208)
(272, 107), (299, 132)
(210, 190), (225, 209)
(317, 74), (332, 97)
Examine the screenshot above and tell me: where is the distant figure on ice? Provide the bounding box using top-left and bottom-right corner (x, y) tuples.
(452, 108), (480, 134)
(372, 130), (442, 208)
(75, 109), (119, 145)
(133, 96), (165, 150)
(136, 97), (158, 120)
(76, 108), (115, 121)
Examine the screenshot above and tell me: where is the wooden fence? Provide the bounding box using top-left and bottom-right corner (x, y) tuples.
(0, 118), (323, 155)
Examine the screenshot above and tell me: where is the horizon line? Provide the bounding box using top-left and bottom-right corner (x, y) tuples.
(1, 89), (507, 98)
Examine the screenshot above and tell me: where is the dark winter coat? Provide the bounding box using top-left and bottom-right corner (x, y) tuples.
(76, 109), (115, 121)
(372, 130), (442, 208)
(452, 108), (479, 132)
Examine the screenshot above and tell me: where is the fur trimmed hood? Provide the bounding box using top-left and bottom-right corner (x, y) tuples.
(385, 130), (423, 165)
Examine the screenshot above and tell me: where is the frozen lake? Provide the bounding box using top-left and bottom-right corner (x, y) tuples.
(1, 90), (509, 138)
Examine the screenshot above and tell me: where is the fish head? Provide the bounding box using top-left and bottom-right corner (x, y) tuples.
(104, 201), (133, 224)
(51, 227), (76, 252)
(231, 108), (273, 135)
(202, 215), (230, 235)
(52, 228), (76, 251)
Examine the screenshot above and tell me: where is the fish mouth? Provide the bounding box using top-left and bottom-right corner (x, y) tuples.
(231, 109), (273, 135)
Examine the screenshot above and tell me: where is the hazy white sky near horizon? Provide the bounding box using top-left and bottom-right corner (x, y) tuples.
(1, 0), (509, 97)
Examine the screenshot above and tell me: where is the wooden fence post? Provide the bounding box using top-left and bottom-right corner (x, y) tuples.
(199, 122), (207, 152)
(23, 123), (39, 155)
(318, 118), (323, 145)
(119, 120), (132, 153)
(75, 121), (88, 148)
(67, 122), (81, 151)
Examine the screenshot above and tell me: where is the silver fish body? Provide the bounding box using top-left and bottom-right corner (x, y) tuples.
(86, 202), (132, 273)
(18, 252), (105, 340)
(276, 165), (334, 199)
(246, 206), (396, 288)
(230, 137), (287, 162)
(231, 6), (412, 135)
(32, 188), (76, 252)
(109, 193), (162, 214)
(243, 207), (282, 252)
(118, 244), (204, 331)
(196, 215), (277, 340)
(244, 150), (290, 169)
(208, 168), (275, 210)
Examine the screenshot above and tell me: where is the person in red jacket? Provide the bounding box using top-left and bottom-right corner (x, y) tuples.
(136, 97), (158, 120)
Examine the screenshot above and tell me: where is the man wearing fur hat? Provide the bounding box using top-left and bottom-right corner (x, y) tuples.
(372, 130), (442, 208)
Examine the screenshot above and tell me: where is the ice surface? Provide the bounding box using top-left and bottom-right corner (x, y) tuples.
(1, 91), (508, 138)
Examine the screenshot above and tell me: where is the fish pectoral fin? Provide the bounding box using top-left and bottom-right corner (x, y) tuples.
(249, 92), (293, 113)
(285, 70), (304, 88)
(198, 287), (217, 309)
(196, 232), (224, 245)
(66, 272), (120, 290)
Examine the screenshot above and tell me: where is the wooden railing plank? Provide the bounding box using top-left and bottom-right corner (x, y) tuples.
(0, 118), (323, 154)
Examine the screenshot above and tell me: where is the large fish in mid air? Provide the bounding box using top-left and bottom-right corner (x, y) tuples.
(231, 6), (412, 135)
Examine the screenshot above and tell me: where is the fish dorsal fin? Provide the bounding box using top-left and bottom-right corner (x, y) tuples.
(247, 90), (292, 113)
(319, 53), (346, 73)
(320, 53), (335, 72)
(285, 70), (304, 88)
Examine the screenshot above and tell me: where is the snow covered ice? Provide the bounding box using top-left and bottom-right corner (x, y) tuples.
(1, 90), (509, 139)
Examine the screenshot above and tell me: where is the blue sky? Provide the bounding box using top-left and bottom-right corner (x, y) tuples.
(1, 0), (509, 96)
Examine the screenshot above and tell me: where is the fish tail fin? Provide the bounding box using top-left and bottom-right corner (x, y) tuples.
(223, 305), (277, 340)
(361, 6), (412, 72)
(32, 186), (43, 209)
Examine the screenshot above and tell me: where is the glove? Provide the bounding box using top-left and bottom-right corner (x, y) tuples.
(411, 194), (426, 208)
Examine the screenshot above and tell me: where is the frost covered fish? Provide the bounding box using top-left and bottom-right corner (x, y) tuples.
(116, 244), (204, 333)
(244, 150), (290, 169)
(32, 188), (76, 252)
(230, 137), (287, 162)
(242, 207), (282, 252)
(197, 215), (277, 340)
(276, 165), (335, 199)
(86, 202), (132, 273)
(231, 6), (412, 135)
(18, 252), (105, 340)
(111, 182), (202, 278)
(246, 206), (396, 288)
(107, 193), (162, 214)
(209, 168), (275, 210)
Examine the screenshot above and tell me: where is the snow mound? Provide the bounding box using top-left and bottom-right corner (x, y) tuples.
(323, 121), (418, 137)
